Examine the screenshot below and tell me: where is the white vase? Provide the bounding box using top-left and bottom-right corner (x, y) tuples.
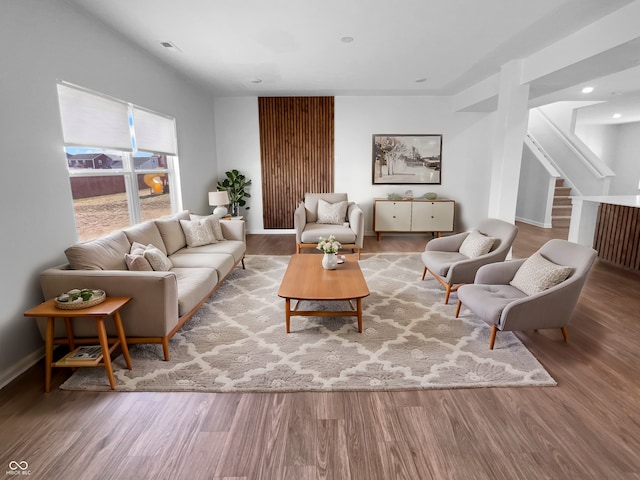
(322, 253), (338, 270)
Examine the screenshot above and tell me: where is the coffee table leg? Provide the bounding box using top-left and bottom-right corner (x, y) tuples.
(357, 298), (363, 333)
(95, 317), (116, 389)
(113, 310), (132, 370)
(285, 298), (291, 333)
(45, 317), (54, 393)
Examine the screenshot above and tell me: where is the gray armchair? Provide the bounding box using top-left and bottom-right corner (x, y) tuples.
(455, 239), (597, 349)
(294, 193), (364, 258)
(421, 218), (518, 303)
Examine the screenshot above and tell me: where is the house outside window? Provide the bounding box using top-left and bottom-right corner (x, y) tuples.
(57, 82), (182, 241)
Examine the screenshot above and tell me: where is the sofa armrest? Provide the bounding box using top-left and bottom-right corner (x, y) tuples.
(39, 266), (179, 338)
(294, 201), (306, 243)
(220, 219), (245, 242)
(347, 203), (364, 249)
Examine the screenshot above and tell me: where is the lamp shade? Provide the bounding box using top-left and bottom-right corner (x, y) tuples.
(208, 191), (229, 206)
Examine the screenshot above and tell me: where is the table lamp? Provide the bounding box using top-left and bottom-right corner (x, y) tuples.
(209, 191), (229, 217)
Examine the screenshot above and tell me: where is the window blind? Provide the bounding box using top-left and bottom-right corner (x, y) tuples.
(132, 107), (177, 155)
(57, 83), (132, 151)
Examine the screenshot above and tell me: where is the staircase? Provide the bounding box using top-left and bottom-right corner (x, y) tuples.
(552, 178), (572, 227)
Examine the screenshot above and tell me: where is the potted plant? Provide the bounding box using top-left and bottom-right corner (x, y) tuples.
(216, 169), (252, 217)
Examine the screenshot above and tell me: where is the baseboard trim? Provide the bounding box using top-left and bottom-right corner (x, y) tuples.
(0, 347), (44, 390)
(515, 217), (552, 229)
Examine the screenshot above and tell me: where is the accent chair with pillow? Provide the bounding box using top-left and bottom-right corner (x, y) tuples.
(294, 192), (364, 258)
(421, 218), (518, 303)
(455, 239), (597, 349)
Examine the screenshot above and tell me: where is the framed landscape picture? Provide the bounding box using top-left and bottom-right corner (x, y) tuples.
(372, 134), (442, 185)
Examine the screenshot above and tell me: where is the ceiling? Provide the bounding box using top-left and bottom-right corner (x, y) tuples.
(70, 0), (640, 123)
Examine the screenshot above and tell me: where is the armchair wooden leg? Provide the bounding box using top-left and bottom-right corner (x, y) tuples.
(444, 285), (452, 304)
(455, 300), (462, 318)
(561, 326), (569, 343)
(421, 266), (427, 281)
(489, 325), (498, 350)
(296, 244), (301, 254)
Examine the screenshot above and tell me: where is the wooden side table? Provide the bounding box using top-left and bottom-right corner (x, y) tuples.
(24, 296), (133, 392)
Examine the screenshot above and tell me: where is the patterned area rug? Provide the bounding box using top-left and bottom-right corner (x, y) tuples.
(60, 253), (556, 392)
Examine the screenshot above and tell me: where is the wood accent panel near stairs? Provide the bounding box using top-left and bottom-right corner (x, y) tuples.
(594, 203), (640, 271)
(258, 97), (334, 229)
(552, 178), (572, 227)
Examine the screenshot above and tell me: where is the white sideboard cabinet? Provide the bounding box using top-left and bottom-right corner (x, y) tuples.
(373, 199), (455, 240)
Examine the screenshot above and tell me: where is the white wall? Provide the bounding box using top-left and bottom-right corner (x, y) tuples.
(516, 147), (553, 227)
(0, 0), (216, 387)
(610, 122), (640, 193)
(574, 123), (618, 165)
(214, 95), (494, 234)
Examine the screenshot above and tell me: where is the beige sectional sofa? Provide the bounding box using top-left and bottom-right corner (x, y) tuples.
(39, 210), (246, 360)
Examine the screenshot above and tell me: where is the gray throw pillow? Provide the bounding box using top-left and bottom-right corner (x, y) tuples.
(510, 252), (574, 296)
(459, 231), (495, 258)
(316, 199), (348, 224)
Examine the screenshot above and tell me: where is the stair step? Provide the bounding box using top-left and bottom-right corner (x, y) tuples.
(555, 178), (565, 187)
(553, 216), (571, 228)
(553, 205), (572, 216)
(553, 196), (572, 206)
(555, 186), (572, 196)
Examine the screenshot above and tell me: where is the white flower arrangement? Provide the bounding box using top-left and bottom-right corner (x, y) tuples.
(316, 235), (341, 254)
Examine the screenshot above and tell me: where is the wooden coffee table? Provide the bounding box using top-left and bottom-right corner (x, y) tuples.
(278, 254), (370, 333)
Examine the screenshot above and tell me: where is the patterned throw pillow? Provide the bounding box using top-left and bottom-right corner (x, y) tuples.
(459, 230), (495, 258)
(143, 244), (173, 271)
(190, 214), (224, 241)
(316, 199), (348, 224)
(124, 253), (153, 271)
(510, 252), (574, 296)
(180, 219), (215, 247)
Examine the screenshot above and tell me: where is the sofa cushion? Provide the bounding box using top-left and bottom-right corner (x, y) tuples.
(299, 223), (355, 245)
(180, 219), (216, 247)
(143, 244), (173, 271)
(510, 252), (574, 296)
(155, 211), (189, 255)
(123, 221), (167, 255)
(316, 199), (348, 224)
(190, 214), (224, 241)
(173, 240), (246, 264)
(170, 252), (236, 279)
(459, 231), (495, 258)
(172, 267), (218, 316)
(125, 253), (153, 271)
(65, 230), (131, 270)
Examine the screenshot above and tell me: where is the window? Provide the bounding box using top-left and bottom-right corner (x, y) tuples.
(57, 82), (182, 241)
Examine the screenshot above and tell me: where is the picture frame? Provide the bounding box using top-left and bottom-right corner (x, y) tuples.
(372, 134), (442, 185)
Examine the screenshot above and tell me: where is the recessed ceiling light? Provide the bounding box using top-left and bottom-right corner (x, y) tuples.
(613, 113), (622, 119)
(415, 78), (427, 83)
(611, 91), (623, 96)
(341, 36), (354, 43)
(160, 41), (181, 53)
(581, 86), (594, 93)
(249, 78), (262, 84)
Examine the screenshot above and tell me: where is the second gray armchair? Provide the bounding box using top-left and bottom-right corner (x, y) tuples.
(421, 218), (518, 304)
(294, 193), (364, 258)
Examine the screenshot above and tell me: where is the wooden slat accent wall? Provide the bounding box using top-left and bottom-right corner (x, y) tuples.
(259, 97), (334, 229)
(593, 203), (640, 271)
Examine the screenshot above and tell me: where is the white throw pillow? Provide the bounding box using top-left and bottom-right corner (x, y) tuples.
(190, 214), (224, 241)
(180, 219), (215, 247)
(510, 252), (574, 296)
(143, 244), (173, 271)
(316, 199), (348, 224)
(459, 231), (495, 258)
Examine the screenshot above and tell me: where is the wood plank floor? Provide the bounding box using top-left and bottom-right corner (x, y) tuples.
(2, 222), (639, 479)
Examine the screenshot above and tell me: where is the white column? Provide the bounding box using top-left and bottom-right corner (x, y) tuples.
(488, 60), (530, 222)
